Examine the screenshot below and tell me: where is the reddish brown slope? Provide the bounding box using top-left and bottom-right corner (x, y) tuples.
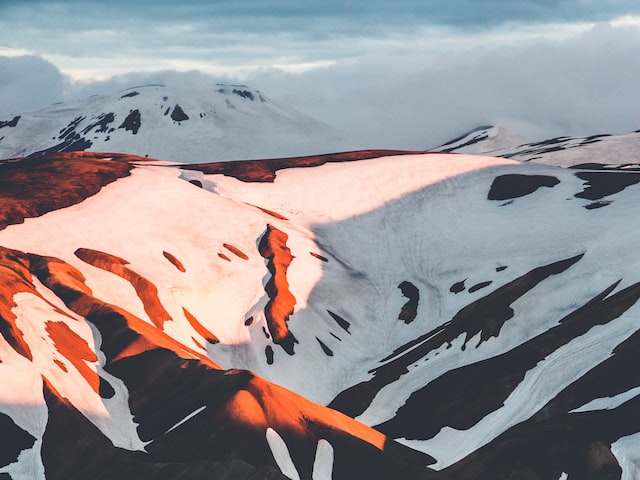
(180, 149), (426, 182)
(0, 152), (137, 231)
(258, 225), (297, 354)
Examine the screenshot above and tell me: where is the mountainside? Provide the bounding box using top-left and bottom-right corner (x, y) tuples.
(436, 125), (640, 167)
(0, 84), (347, 162)
(1, 146), (639, 479)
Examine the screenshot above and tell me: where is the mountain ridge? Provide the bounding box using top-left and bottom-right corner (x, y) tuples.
(0, 84), (348, 163)
(1, 145), (639, 478)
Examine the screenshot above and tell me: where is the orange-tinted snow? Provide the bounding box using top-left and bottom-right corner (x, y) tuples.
(27, 252), (217, 367)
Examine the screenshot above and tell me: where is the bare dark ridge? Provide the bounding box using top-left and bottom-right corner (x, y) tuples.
(376, 280), (640, 440)
(0, 411), (35, 468)
(178, 149), (428, 183)
(329, 254), (583, 418)
(443, 396), (640, 480)
(41, 377), (289, 480)
(534, 306), (640, 422)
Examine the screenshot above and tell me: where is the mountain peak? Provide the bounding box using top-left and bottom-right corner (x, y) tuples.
(0, 84), (348, 163)
(436, 125), (527, 154)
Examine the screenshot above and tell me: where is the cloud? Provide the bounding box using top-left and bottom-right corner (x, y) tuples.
(0, 6), (638, 149)
(240, 21), (640, 148)
(0, 55), (65, 117)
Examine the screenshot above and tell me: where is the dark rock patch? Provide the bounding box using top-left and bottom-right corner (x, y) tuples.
(170, 105), (189, 122)
(218, 253), (231, 261)
(450, 280), (466, 294)
(398, 281), (419, 324)
(327, 310), (351, 333)
(316, 337), (334, 356)
(0, 115), (20, 128)
(488, 174), (560, 201)
(233, 89), (255, 101)
(99, 376), (116, 399)
(329, 254), (583, 418)
(265, 345), (274, 364)
(120, 91), (139, 98)
(82, 112), (115, 134)
(585, 201), (612, 210)
(310, 252), (329, 262)
(574, 171), (640, 201)
(189, 179), (203, 188)
(118, 109), (141, 134)
(468, 281), (493, 293)
(496, 266), (507, 272)
(244, 317), (253, 326)
(0, 411), (35, 468)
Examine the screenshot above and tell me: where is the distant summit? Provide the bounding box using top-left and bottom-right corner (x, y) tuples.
(436, 125), (527, 154)
(0, 84), (348, 162)
(436, 125), (640, 167)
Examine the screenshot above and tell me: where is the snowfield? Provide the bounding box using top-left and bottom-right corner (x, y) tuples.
(0, 106), (639, 478)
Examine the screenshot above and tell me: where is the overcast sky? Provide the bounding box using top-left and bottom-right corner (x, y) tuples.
(1, 0), (639, 148)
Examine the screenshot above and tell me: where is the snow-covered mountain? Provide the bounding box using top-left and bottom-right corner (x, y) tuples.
(1, 143), (639, 478)
(0, 84), (348, 162)
(436, 125), (640, 167)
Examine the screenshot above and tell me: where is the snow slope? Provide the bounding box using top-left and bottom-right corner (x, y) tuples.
(0, 84), (348, 163)
(1, 146), (639, 479)
(436, 125), (640, 167)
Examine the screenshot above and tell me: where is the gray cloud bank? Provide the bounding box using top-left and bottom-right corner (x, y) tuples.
(1, 20), (638, 149)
